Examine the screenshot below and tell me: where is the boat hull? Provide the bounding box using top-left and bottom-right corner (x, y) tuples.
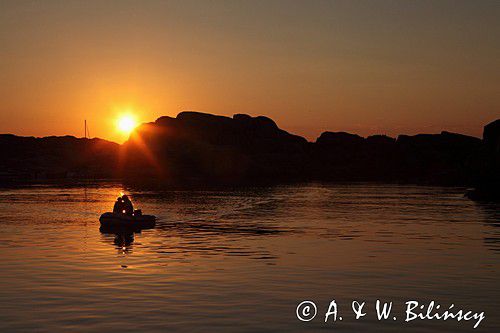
(99, 212), (156, 229)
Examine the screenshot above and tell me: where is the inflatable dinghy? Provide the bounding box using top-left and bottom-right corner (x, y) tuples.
(99, 212), (156, 229)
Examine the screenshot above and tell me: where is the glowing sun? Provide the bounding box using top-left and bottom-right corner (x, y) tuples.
(117, 115), (138, 134)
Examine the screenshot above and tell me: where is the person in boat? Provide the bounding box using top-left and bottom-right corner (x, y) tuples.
(122, 195), (134, 216)
(113, 197), (124, 214)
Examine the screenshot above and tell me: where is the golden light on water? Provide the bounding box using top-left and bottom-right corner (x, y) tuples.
(117, 115), (138, 135)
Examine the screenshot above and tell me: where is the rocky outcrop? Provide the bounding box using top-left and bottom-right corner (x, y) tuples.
(0, 134), (119, 183)
(483, 119), (500, 153)
(316, 132), (364, 146)
(466, 119), (500, 201)
(120, 112), (487, 186)
(311, 131), (385, 180)
(308, 130), (482, 183)
(396, 131), (482, 184)
(1, 112), (497, 189)
(121, 112), (308, 184)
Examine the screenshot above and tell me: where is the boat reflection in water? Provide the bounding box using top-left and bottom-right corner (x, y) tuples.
(114, 232), (134, 254)
(99, 223), (155, 254)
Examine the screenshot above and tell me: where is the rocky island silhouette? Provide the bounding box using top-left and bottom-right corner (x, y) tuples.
(1, 112), (498, 200)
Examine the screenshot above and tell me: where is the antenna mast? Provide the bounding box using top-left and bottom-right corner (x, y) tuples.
(84, 120), (90, 139)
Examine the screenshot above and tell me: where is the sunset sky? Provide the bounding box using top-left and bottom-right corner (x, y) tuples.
(1, 0), (499, 143)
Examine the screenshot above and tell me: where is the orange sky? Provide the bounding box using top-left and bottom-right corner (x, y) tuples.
(0, 1), (499, 143)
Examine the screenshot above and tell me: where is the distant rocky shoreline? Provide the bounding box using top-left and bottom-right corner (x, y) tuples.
(1, 112), (498, 199)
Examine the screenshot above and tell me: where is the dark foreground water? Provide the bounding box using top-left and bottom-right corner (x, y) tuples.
(0, 183), (498, 332)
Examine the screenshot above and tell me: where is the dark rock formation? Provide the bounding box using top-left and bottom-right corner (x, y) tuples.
(120, 111), (486, 186)
(316, 132), (364, 146)
(121, 111), (308, 184)
(311, 131), (380, 180)
(0, 134), (119, 183)
(0, 112), (497, 190)
(483, 119), (500, 153)
(396, 131), (482, 184)
(309, 129), (482, 184)
(466, 119), (500, 201)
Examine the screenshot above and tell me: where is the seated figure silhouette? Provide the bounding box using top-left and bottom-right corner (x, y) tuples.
(113, 197), (123, 214)
(121, 195), (134, 216)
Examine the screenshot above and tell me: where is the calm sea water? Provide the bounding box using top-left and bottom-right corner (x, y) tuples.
(0, 183), (498, 332)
